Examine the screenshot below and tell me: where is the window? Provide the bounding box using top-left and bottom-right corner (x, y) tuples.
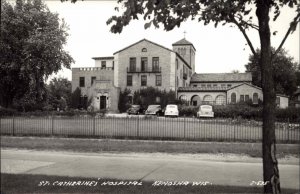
(141, 57), (147, 72)
(213, 84), (217, 87)
(101, 61), (106, 68)
(201, 84), (206, 87)
(142, 48), (147, 52)
(129, 58), (136, 72)
(216, 95), (226, 105)
(240, 95), (245, 103)
(221, 84), (225, 87)
(203, 95), (213, 105)
(227, 84), (232, 88)
(179, 95), (187, 102)
(245, 95), (249, 102)
(253, 93), (258, 104)
(156, 75), (162, 86)
(193, 85), (197, 87)
(112, 61), (114, 69)
(91, 76), (96, 85)
(207, 84), (211, 88)
(127, 75), (132, 86)
(231, 93), (236, 103)
(141, 75), (147, 86)
(152, 57), (159, 72)
(176, 59), (179, 69)
(79, 77), (85, 87)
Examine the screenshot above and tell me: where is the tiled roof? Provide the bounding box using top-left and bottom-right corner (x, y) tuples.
(227, 82), (261, 91)
(191, 73), (252, 82)
(178, 87), (228, 92)
(172, 38), (196, 51)
(172, 38), (193, 45)
(92, 56), (114, 60)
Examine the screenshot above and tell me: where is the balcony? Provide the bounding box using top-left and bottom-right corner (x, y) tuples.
(127, 67), (161, 73)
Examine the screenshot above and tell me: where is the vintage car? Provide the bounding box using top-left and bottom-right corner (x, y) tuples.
(127, 105), (144, 115)
(164, 104), (179, 117)
(145, 105), (162, 116)
(197, 105), (214, 118)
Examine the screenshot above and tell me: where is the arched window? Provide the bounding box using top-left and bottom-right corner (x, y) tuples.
(142, 48), (147, 52)
(215, 95), (226, 105)
(179, 95), (187, 101)
(203, 95), (213, 105)
(191, 95), (200, 106)
(253, 93), (258, 104)
(231, 93), (236, 104)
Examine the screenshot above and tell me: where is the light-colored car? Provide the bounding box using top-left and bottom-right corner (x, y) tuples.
(197, 105), (214, 118)
(145, 105), (162, 116)
(164, 104), (179, 117)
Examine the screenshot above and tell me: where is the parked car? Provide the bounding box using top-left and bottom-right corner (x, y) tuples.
(197, 105), (214, 118)
(145, 105), (162, 116)
(164, 104), (179, 117)
(127, 105), (144, 115)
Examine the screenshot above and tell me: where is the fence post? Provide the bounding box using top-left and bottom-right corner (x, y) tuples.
(51, 114), (54, 135)
(93, 116), (96, 136)
(184, 116), (186, 139)
(287, 118), (290, 142)
(233, 119), (236, 142)
(12, 114), (15, 136)
(137, 116), (140, 137)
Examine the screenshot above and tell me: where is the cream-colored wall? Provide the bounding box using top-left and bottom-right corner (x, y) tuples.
(277, 96), (289, 109)
(227, 84), (263, 104)
(72, 67), (114, 96)
(95, 59), (114, 68)
(177, 91), (227, 104)
(115, 40), (173, 93)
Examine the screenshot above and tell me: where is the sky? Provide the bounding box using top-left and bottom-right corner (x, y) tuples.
(44, 0), (300, 81)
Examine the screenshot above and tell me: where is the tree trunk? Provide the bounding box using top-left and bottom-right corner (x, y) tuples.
(256, 1), (281, 193)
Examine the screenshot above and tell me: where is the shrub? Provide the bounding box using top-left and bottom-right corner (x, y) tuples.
(275, 107), (300, 122)
(70, 87), (81, 109)
(0, 107), (18, 116)
(118, 88), (132, 113)
(178, 105), (198, 117)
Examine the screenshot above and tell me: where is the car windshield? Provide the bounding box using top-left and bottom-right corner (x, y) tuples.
(166, 105), (177, 109)
(148, 105), (160, 109)
(200, 105), (212, 111)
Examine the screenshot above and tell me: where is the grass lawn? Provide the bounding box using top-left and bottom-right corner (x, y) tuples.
(1, 173), (298, 194)
(1, 136), (299, 158)
(1, 116), (299, 143)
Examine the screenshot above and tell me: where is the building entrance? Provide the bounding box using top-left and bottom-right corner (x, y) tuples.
(100, 96), (106, 109)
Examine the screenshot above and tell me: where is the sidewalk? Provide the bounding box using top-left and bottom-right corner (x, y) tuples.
(1, 148), (299, 190)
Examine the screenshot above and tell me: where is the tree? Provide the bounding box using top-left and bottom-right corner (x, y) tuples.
(47, 77), (72, 111)
(63, 0), (300, 192)
(246, 48), (298, 96)
(0, 0), (74, 109)
(70, 87), (81, 109)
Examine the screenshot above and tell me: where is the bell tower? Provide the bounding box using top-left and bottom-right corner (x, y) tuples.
(172, 37), (196, 73)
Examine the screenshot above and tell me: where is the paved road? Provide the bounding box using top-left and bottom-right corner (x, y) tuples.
(1, 149), (299, 189)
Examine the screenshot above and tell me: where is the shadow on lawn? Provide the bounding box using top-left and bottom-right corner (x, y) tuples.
(1, 173), (298, 194)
